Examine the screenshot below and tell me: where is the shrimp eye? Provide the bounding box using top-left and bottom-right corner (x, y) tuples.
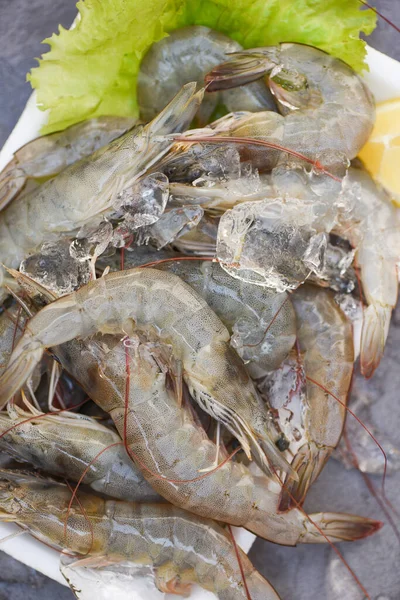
(275, 434), (290, 452)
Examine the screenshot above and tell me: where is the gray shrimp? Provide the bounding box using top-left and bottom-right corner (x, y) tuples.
(138, 26), (275, 125)
(0, 267), (295, 479)
(119, 249), (296, 372)
(257, 285), (354, 510)
(0, 405), (160, 502)
(0, 84), (202, 297)
(0, 116), (136, 210)
(0, 470), (280, 600)
(206, 42), (375, 160)
(52, 331), (380, 547)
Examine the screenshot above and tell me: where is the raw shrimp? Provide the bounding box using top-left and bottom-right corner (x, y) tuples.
(138, 26), (275, 125)
(0, 267), (295, 479)
(0, 406), (160, 502)
(0, 84), (202, 295)
(0, 471), (280, 600)
(216, 164), (399, 375)
(120, 249), (296, 372)
(54, 332), (380, 546)
(335, 166), (400, 377)
(0, 116), (136, 210)
(258, 285), (354, 510)
(206, 43), (375, 160)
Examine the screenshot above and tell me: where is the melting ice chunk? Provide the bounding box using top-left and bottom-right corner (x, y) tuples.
(20, 240), (91, 295)
(114, 172), (169, 230)
(137, 206), (204, 249)
(217, 199), (327, 292)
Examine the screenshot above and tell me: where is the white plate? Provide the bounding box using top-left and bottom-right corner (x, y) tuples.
(0, 44), (399, 597)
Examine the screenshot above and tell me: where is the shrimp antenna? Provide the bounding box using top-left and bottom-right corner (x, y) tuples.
(0, 529), (27, 545)
(0, 399), (89, 441)
(342, 429), (400, 544)
(272, 467), (374, 600)
(173, 135), (342, 182)
(306, 377), (389, 496)
(64, 479), (94, 556)
(227, 524), (252, 600)
(359, 0), (400, 33)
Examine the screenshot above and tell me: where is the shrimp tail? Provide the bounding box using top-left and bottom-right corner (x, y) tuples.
(147, 82), (204, 137)
(205, 51), (274, 92)
(0, 158), (26, 211)
(278, 444), (331, 512)
(360, 304), (392, 378)
(301, 512), (383, 543)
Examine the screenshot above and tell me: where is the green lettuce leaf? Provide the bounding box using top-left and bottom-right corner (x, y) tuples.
(28, 0), (376, 134)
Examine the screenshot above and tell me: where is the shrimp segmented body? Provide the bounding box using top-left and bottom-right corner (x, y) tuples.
(54, 333), (380, 546)
(206, 43), (375, 160)
(335, 166), (400, 377)
(0, 407), (160, 502)
(0, 116), (136, 210)
(0, 267), (294, 479)
(258, 286), (354, 510)
(120, 250), (296, 372)
(138, 26), (275, 125)
(216, 164), (399, 375)
(0, 471), (280, 600)
(0, 84), (202, 293)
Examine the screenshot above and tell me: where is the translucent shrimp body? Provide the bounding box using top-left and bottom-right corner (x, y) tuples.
(0, 471), (280, 600)
(121, 250), (296, 372)
(0, 408), (160, 502)
(138, 26), (275, 125)
(55, 334), (380, 546)
(260, 286), (354, 510)
(216, 164), (399, 375)
(0, 84), (202, 291)
(0, 116), (136, 210)
(0, 267), (293, 479)
(336, 167), (400, 377)
(206, 43), (375, 160)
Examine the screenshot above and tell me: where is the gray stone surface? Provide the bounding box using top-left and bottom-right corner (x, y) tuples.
(0, 1), (399, 599)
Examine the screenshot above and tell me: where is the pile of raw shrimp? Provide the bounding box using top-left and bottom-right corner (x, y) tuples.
(0, 26), (398, 600)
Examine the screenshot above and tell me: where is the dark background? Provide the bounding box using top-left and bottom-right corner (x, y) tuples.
(0, 1), (399, 598)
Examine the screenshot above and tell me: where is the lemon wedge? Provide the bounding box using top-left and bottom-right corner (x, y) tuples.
(359, 98), (400, 206)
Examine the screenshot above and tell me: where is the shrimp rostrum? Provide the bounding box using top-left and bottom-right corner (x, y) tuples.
(0, 267), (295, 479)
(0, 471), (280, 600)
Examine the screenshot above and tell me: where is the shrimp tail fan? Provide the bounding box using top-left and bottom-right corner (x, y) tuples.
(205, 51), (272, 92)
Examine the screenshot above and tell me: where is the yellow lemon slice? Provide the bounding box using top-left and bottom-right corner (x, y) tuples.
(359, 97), (400, 206)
